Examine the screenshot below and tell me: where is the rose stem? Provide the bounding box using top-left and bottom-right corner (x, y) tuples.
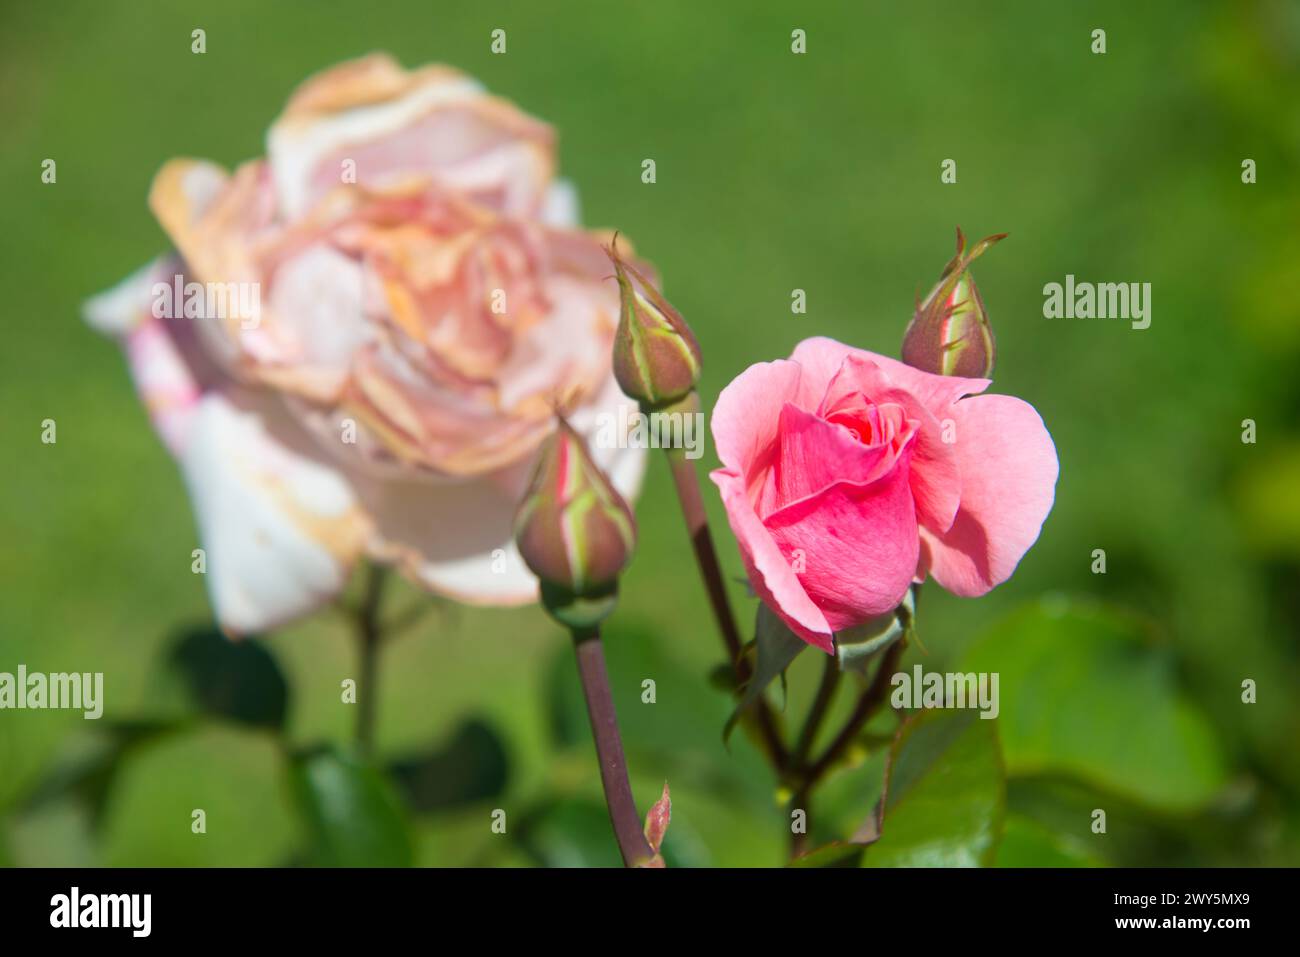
(354, 563), (388, 760)
(784, 656), (842, 860)
(571, 627), (655, 867)
(803, 639), (905, 792)
(664, 445), (788, 769)
(792, 654), (842, 770)
(787, 792), (812, 859)
(784, 643), (901, 860)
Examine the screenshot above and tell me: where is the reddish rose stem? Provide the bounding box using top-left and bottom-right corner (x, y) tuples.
(805, 639), (905, 788)
(792, 653), (842, 769)
(787, 640), (905, 860)
(665, 445), (788, 770)
(572, 629), (655, 867)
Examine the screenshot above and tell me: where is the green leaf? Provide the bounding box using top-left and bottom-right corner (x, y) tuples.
(5, 798), (96, 867)
(723, 604), (809, 742)
(960, 597), (1230, 812)
(706, 662), (739, 693)
(517, 798), (622, 868)
(100, 724), (299, 866)
(806, 744), (891, 844)
(387, 718), (509, 813)
(994, 813), (1104, 867)
(165, 626), (288, 730)
(748, 603), (810, 710)
(1006, 777), (1171, 867)
(20, 723), (167, 827)
(1234, 441), (1300, 559)
(789, 841), (865, 868)
(292, 746), (414, 867)
(864, 709), (1005, 867)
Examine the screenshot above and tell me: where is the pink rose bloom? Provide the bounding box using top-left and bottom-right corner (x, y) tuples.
(84, 55), (644, 635)
(710, 337), (1058, 652)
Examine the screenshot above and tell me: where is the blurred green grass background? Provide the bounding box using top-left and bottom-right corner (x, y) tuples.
(1, 0), (1298, 866)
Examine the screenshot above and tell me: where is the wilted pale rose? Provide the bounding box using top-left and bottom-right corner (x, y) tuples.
(711, 337), (1057, 653)
(85, 54), (645, 635)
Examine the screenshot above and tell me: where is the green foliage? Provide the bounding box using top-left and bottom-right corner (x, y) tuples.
(387, 719), (510, 813)
(865, 710), (1005, 867)
(723, 604), (809, 743)
(515, 798), (623, 868)
(165, 627), (289, 730)
(961, 598), (1230, 812)
(100, 724), (299, 866)
(995, 814), (1103, 868)
(291, 747), (414, 867)
(790, 842), (864, 868)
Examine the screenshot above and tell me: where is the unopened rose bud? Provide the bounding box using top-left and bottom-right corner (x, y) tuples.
(901, 228), (1007, 378)
(514, 418), (637, 628)
(607, 242), (702, 409)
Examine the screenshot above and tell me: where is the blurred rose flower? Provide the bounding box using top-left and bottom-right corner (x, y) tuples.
(710, 337), (1057, 652)
(85, 54), (645, 635)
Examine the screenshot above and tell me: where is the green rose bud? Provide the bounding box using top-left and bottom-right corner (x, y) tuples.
(607, 241), (702, 409)
(514, 418), (637, 629)
(901, 228), (1007, 378)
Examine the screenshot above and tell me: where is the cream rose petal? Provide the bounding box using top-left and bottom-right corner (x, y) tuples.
(84, 257), (168, 337)
(86, 257), (369, 635)
(85, 256), (206, 455)
(358, 471), (539, 605)
(267, 54), (554, 222)
(264, 242), (372, 396)
(180, 394), (370, 636)
(539, 179), (580, 229)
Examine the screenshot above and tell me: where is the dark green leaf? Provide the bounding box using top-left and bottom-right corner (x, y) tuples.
(166, 626), (288, 729)
(789, 841), (865, 868)
(865, 709), (1005, 867)
(707, 662), (739, 693)
(960, 598), (1229, 811)
(517, 797), (621, 868)
(101, 724), (299, 866)
(723, 604), (808, 742)
(388, 718), (509, 813)
(292, 746), (413, 867)
(994, 813), (1103, 867)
